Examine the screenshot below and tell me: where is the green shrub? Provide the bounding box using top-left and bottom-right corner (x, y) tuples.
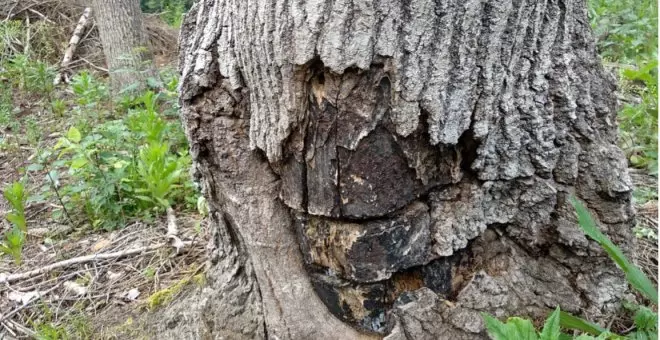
(618, 60), (658, 175)
(35, 89), (195, 230)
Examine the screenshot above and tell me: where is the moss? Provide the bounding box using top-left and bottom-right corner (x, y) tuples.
(144, 276), (191, 311)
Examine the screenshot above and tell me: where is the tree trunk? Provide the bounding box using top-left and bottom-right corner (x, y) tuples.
(161, 0), (635, 339)
(92, 0), (157, 92)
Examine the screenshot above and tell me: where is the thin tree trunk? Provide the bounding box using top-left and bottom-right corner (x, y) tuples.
(92, 0), (157, 93)
(159, 0), (635, 339)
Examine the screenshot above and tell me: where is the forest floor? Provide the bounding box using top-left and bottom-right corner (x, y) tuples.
(0, 0), (658, 339)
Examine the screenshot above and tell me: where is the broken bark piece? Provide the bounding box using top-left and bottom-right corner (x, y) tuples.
(308, 256), (458, 334)
(310, 273), (390, 333)
(298, 202), (432, 282)
(338, 128), (423, 218)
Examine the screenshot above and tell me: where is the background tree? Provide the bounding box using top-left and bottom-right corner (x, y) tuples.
(92, 0), (157, 92)
(156, 0), (636, 339)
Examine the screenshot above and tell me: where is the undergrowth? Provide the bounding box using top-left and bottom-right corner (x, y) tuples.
(590, 0), (659, 177)
(1, 47), (197, 237)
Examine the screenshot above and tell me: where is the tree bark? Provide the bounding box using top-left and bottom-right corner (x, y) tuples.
(91, 0), (157, 93)
(162, 0), (635, 339)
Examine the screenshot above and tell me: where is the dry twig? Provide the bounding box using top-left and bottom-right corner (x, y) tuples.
(0, 243), (175, 284)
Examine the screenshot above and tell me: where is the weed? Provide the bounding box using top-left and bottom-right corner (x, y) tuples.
(25, 116), (41, 144)
(38, 89), (195, 230)
(34, 322), (68, 340)
(3, 181), (27, 232)
(2, 54), (55, 94)
(0, 227), (25, 265)
(51, 98), (66, 117)
(632, 225), (658, 240)
(141, 0), (192, 27)
(2, 181), (28, 264)
(70, 71), (108, 109)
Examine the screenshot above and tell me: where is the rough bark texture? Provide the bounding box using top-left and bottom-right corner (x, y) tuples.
(162, 0), (635, 339)
(91, 0), (157, 92)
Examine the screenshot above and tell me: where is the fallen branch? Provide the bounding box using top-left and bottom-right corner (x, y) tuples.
(0, 243), (172, 284)
(53, 7), (92, 85)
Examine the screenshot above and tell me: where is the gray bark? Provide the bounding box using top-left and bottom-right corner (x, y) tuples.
(92, 0), (157, 92)
(161, 0), (635, 339)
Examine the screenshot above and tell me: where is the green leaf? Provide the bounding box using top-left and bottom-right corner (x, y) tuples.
(633, 306), (658, 332)
(540, 307), (561, 340)
(6, 212), (26, 232)
(570, 197), (658, 304)
(559, 311), (607, 336)
(482, 314), (539, 340)
(575, 335), (597, 340)
(483, 313), (511, 340)
(155, 197), (170, 208)
(67, 126), (82, 143)
(70, 157), (88, 170)
(27, 163), (43, 172)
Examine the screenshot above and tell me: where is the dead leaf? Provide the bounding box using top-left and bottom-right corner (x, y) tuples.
(122, 288), (140, 301)
(107, 271), (123, 280)
(8, 291), (40, 305)
(63, 281), (87, 296)
(91, 238), (111, 252)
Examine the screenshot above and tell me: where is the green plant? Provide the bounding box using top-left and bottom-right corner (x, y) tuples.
(572, 198), (657, 304)
(3, 181), (27, 232)
(140, 0), (193, 27)
(483, 307), (562, 340)
(588, 0), (658, 176)
(51, 98), (66, 117)
(42, 89), (195, 230)
(26, 116), (41, 144)
(136, 141), (186, 209)
(2, 181), (27, 264)
(2, 54), (55, 94)
(482, 198), (658, 339)
(618, 60), (658, 175)
(588, 0), (657, 64)
(0, 227), (25, 265)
